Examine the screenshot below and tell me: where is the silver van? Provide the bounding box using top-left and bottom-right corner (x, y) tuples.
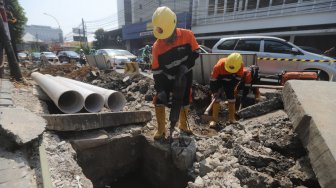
(212, 36), (336, 81)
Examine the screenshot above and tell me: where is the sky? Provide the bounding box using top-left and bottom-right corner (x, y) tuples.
(18, 0), (119, 41)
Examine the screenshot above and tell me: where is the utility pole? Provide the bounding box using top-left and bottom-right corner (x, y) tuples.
(82, 18), (86, 49)
(0, 0), (22, 81)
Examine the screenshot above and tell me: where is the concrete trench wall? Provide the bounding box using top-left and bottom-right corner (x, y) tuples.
(73, 134), (190, 188)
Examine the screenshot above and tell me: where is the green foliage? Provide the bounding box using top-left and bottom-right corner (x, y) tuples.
(5, 0), (27, 43)
(93, 28), (105, 49)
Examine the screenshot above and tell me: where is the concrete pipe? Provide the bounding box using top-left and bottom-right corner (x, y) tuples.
(31, 72), (84, 113)
(46, 75), (105, 113)
(56, 76), (126, 112)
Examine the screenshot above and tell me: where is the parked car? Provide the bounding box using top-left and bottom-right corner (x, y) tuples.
(298, 46), (324, 55)
(95, 49), (137, 68)
(41, 52), (59, 63)
(199, 45), (212, 53)
(30, 52), (41, 62)
(17, 52), (29, 62)
(58, 51), (80, 63)
(212, 36), (335, 80)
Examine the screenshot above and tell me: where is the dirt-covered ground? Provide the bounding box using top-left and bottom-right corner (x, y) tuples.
(4, 62), (320, 187)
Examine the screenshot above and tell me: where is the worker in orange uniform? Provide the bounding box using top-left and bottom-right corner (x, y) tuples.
(209, 53), (244, 127)
(151, 6), (200, 140)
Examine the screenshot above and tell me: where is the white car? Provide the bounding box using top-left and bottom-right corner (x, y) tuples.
(212, 36), (335, 81)
(95, 49), (137, 69)
(41, 52), (59, 63)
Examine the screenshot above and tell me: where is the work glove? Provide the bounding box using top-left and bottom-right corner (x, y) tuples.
(157, 91), (167, 105)
(178, 65), (188, 76)
(211, 92), (219, 101)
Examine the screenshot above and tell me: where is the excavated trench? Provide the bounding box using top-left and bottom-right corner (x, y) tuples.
(72, 135), (191, 188)
(42, 81), (320, 188)
(45, 100), (191, 188)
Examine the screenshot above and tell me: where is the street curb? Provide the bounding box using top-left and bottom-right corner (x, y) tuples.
(39, 143), (53, 188)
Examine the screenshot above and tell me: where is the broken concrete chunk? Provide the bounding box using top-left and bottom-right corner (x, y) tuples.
(237, 98), (283, 119)
(0, 108), (46, 147)
(171, 136), (197, 171)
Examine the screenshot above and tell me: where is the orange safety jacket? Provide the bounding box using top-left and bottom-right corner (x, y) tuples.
(210, 58), (244, 93)
(151, 28), (199, 91)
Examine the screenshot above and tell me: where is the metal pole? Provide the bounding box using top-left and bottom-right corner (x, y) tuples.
(43, 13), (63, 43)
(82, 18), (86, 48)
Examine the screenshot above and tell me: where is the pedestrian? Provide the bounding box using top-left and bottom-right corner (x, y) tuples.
(79, 49), (87, 66)
(151, 6), (200, 140)
(142, 45), (151, 64)
(208, 53), (245, 127)
(40, 52), (48, 68)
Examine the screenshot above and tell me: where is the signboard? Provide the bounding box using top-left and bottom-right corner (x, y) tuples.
(139, 31), (153, 37)
(72, 28), (83, 34)
(73, 36), (87, 42)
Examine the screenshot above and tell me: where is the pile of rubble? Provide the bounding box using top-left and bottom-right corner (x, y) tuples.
(81, 70), (319, 187)
(6, 63), (320, 187)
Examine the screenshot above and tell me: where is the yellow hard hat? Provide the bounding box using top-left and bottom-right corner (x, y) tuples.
(225, 53), (243, 73)
(152, 6), (176, 39)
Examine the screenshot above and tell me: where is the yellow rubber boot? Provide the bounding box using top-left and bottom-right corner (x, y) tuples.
(255, 88), (261, 102)
(228, 101), (236, 123)
(154, 106), (166, 140)
(178, 107), (192, 134)
(209, 102), (220, 128)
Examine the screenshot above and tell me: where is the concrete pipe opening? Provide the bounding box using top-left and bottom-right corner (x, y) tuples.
(84, 93), (105, 113)
(106, 92), (127, 111)
(57, 91), (84, 113)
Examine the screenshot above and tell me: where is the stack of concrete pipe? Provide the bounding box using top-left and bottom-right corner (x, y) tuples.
(31, 72), (126, 113)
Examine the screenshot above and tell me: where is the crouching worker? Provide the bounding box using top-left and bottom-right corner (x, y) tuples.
(151, 6), (199, 140)
(209, 53), (244, 128)
(235, 66), (261, 108)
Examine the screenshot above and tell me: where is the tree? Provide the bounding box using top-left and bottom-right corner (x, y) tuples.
(93, 28), (105, 49)
(5, 0), (27, 43)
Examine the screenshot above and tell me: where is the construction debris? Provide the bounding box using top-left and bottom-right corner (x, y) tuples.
(0, 62), (321, 188)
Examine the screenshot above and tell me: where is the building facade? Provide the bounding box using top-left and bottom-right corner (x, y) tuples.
(121, 0), (192, 51)
(117, 0), (132, 27)
(118, 0), (335, 52)
(192, 0), (336, 51)
(25, 25), (63, 44)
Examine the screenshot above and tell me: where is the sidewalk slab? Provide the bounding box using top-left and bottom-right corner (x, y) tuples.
(282, 80), (336, 188)
(0, 149), (35, 187)
(0, 108), (46, 146)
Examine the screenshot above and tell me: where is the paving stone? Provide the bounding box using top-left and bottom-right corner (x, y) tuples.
(0, 93), (12, 99)
(0, 79), (12, 91)
(0, 99), (13, 106)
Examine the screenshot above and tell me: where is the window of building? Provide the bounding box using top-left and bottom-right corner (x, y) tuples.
(226, 0), (235, 12)
(236, 0), (246, 11)
(208, 0), (216, 15)
(234, 39), (261, 52)
(259, 0), (270, 8)
(247, 0), (258, 10)
(217, 0), (225, 14)
(272, 0), (284, 6)
(264, 40), (292, 54)
(285, 0), (298, 4)
(217, 39), (238, 50)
